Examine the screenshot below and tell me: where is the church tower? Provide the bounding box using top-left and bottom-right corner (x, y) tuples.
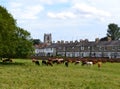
(44, 33), (52, 45)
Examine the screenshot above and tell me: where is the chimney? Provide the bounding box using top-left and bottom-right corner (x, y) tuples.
(80, 39), (83, 42)
(84, 39), (89, 42)
(70, 41), (73, 43)
(95, 38), (99, 43)
(57, 41), (60, 44)
(75, 40), (78, 43)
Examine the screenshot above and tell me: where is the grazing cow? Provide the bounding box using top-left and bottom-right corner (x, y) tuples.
(42, 60), (47, 65)
(98, 62), (102, 69)
(65, 61), (69, 67)
(32, 58), (40, 65)
(92, 60), (98, 65)
(81, 61), (93, 66)
(81, 61), (86, 66)
(48, 58), (64, 64)
(2, 58), (13, 63)
(86, 62), (93, 66)
(47, 61), (53, 66)
(57, 58), (64, 64)
(74, 60), (80, 65)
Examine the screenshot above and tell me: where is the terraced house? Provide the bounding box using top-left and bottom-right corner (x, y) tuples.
(34, 34), (120, 58)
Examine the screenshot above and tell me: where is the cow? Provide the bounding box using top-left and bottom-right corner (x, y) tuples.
(32, 58), (40, 65)
(81, 61), (93, 66)
(2, 58), (13, 63)
(57, 58), (64, 64)
(98, 61), (102, 69)
(86, 62), (93, 66)
(65, 61), (69, 67)
(48, 58), (64, 64)
(42, 60), (47, 65)
(47, 61), (53, 66)
(74, 60), (81, 65)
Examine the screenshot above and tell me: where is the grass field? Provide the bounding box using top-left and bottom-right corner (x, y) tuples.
(0, 59), (120, 89)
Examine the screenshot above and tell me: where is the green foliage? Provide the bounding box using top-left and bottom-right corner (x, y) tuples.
(100, 36), (108, 41)
(107, 23), (120, 40)
(15, 27), (34, 58)
(0, 59), (120, 89)
(0, 6), (17, 58)
(0, 6), (34, 58)
(32, 39), (41, 45)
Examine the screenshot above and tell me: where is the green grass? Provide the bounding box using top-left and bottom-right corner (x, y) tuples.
(0, 59), (120, 89)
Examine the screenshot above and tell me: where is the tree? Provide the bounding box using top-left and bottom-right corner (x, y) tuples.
(15, 27), (34, 58)
(107, 23), (120, 40)
(0, 6), (34, 58)
(0, 6), (17, 58)
(32, 39), (41, 45)
(100, 36), (108, 41)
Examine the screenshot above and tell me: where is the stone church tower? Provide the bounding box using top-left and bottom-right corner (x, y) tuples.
(44, 33), (52, 45)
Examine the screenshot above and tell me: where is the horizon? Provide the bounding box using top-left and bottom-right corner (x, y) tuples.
(0, 0), (120, 41)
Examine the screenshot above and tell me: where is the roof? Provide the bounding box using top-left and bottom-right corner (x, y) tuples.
(97, 40), (120, 46)
(35, 40), (120, 49)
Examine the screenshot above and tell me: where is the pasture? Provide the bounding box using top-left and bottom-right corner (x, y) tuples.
(0, 59), (120, 89)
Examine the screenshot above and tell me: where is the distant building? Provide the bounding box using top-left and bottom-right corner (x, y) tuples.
(34, 34), (120, 58)
(44, 33), (52, 45)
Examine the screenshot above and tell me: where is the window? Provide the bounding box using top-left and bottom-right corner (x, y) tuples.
(51, 48), (52, 50)
(58, 47), (61, 50)
(88, 46), (90, 50)
(112, 46), (116, 51)
(99, 46), (102, 51)
(72, 47), (74, 49)
(81, 46), (84, 50)
(106, 46), (111, 50)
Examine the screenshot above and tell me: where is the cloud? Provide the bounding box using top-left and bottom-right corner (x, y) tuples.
(47, 12), (76, 19)
(73, 3), (111, 16)
(19, 0), (68, 5)
(10, 2), (22, 7)
(47, 2), (111, 21)
(9, 2), (44, 20)
(40, 0), (68, 5)
(72, 3), (111, 20)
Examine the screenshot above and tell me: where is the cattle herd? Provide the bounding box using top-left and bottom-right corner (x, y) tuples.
(1, 57), (119, 69)
(32, 57), (120, 69)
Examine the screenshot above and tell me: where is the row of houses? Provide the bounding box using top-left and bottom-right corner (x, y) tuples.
(34, 40), (120, 58)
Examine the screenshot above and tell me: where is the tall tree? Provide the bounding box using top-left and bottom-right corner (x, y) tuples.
(107, 23), (120, 40)
(0, 6), (17, 58)
(0, 6), (34, 58)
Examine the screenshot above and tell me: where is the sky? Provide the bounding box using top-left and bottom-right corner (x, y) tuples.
(0, 0), (120, 42)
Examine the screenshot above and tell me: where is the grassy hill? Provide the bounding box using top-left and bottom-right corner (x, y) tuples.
(0, 59), (120, 89)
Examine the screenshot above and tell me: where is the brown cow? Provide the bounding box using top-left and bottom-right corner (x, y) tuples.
(98, 62), (102, 69)
(47, 61), (53, 66)
(74, 60), (80, 65)
(32, 58), (40, 65)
